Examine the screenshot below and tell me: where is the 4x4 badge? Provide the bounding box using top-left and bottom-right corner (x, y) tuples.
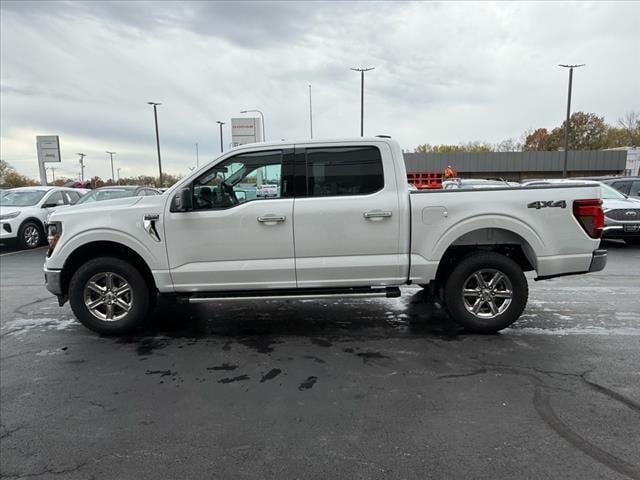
(527, 200), (567, 210)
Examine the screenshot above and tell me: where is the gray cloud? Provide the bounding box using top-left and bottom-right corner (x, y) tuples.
(1, 1), (639, 180)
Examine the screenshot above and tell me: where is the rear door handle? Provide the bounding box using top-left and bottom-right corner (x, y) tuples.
(363, 210), (393, 219)
(257, 215), (286, 224)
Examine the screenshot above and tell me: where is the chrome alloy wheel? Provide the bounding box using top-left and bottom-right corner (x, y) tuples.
(23, 225), (40, 248)
(461, 269), (513, 319)
(83, 272), (133, 321)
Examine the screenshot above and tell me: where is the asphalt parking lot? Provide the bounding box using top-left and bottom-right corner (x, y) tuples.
(1, 242), (639, 479)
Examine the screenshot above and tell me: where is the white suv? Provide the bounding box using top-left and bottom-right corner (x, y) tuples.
(0, 186), (85, 249)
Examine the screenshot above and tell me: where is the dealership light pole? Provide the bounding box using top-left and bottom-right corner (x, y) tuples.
(217, 121), (225, 153)
(351, 66), (375, 137)
(195, 142), (199, 168)
(76, 153), (86, 182)
(559, 64), (585, 178)
(240, 109), (266, 141)
(308, 84), (313, 139)
(147, 101), (163, 187)
(106, 151), (116, 184)
(117, 167), (121, 185)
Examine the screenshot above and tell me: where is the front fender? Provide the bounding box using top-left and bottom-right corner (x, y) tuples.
(48, 228), (164, 271)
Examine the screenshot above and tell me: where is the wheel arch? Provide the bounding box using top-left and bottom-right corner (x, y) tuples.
(433, 227), (537, 287)
(60, 241), (157, 296)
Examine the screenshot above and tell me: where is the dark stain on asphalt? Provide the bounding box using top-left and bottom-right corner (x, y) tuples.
(302, 355), (326, 364)
(298, 376), (318, 391)
(260, 368), (282, 383)
(310, 338), (332, 347)
(343, 348), (355, 353)
(207, 363), (238, 371)
(438, 368), (487, 379)
(218, 375), (250, 384)
(64, 359), (87, 364)
(356, 351), (388, 363)
(222, 341), (232, 351)
(236, 335), (279, 354)
(145, 369), (174, 377)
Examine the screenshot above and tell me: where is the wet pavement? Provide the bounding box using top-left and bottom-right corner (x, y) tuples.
(1, 242), (639, 479)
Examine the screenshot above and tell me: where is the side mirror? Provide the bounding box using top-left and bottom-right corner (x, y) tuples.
(42, 202), (58, 208)
(173, 187), (193, 212)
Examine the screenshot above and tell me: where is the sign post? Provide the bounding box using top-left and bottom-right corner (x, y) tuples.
(36, 136), (61, 186)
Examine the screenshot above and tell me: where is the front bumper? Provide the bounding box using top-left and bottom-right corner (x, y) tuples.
(0, 220), (18, 240)
(602, 225), (640, 240)
(44, 267), (63, 295)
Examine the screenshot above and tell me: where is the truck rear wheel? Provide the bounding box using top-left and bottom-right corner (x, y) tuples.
(68, 257), (149, 335)
(443, 252), (528, 333)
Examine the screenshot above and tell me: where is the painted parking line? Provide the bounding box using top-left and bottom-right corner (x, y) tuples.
(0, 246), (47, 257)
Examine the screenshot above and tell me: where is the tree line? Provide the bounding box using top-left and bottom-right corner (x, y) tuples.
(0, 160), (183, 189)
(415, 110), (640, 153)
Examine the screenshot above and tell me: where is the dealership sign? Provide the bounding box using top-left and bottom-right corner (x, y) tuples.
(231, 117), (263, 146)
(36, 135), (61, 185)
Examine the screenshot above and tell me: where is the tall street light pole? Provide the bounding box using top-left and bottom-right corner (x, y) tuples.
(308, 84), (313, 139)
(217, 121), (225, 153)
(196, 142), (199, 168)
(240, 109), (266, 141)
(351, 67), (375, 137)
(559, 64), (585, 178)
(76, 153), (86, 182)
(106, 151), (116, 184)
(117, 167), (121, 185)
(147, 102), (163, 187)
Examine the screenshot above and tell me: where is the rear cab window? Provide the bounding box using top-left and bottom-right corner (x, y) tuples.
(305, 146), (384, 197)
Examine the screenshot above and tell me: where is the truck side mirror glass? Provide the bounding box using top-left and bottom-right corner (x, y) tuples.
(173, 187), (193, 212)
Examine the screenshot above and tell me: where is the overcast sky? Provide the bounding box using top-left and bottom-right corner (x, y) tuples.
(1, 1), (638, 181)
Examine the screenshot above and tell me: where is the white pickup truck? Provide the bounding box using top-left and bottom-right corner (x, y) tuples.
(44, 138), (606, 335)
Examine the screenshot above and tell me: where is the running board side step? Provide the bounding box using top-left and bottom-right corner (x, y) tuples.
(181, 286), (401, 304)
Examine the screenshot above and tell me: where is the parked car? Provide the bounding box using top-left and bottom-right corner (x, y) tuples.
(0, 186), (86, 249)
(74, 186), (160, 205)
(523, 179), (640, 245)
(45, 137), (606, 335)
(600, 176), (640, 200)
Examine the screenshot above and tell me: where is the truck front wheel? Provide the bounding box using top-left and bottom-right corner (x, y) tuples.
(68, 257), (150, 335)
(443, 252), (528, 333)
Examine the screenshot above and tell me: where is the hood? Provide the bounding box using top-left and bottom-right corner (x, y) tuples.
(602, 198), (640, 211)
(0, 206), (22, 217)
(48, 195), (146, 222)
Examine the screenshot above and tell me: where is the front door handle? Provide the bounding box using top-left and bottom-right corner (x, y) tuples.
(257, 215), (286, 224)
(363, 210), (393, 220)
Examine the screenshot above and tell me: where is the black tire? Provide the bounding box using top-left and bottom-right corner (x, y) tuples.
(443, 252), (528, 333)
(17, 221), (43, 249)
(68, 257), (150, 335)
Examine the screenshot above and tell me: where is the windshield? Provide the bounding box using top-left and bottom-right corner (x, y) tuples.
(600, 183), (627, 200)
(75, 189), (135, 204)
(0, 190), (46, 207)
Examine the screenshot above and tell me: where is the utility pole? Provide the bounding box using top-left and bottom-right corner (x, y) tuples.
(217, 121), (225, 153)
(196, 142), (199, 168)
(117, 167), (121, 185)
(147, 102), (163, 187)
(309, 84), (313, 139)
(76, 153), (86, 182)
(350, 67), (375, 136)
(106, 151), (116, 184)
(559, 64), (585, 178)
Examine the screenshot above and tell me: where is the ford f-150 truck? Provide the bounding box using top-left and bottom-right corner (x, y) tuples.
(43, 138), (606, 335)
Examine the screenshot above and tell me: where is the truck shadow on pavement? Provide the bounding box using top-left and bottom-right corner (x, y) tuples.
(131, 288), (464, 343)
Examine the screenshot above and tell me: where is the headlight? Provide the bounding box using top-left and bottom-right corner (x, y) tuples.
(47, 221), (62, 253)
(0, 211), (20, 220)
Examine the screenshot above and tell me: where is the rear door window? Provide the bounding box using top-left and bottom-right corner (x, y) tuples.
(612, 181), (631, 195)
(305, 146), (384, 197)
(630, 181), (640, 197)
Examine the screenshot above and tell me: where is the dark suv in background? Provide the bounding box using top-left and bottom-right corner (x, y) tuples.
(600, 176), (640, 200)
